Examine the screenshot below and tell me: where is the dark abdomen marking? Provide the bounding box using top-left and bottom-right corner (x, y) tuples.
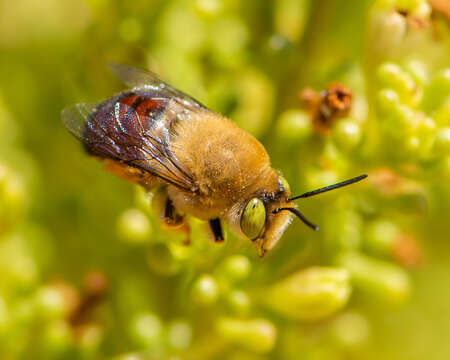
(82, 91), (168, 161)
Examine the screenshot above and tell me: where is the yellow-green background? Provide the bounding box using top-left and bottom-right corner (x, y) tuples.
(0, 0), (449, 359)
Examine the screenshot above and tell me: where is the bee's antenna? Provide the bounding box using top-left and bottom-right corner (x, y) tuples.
(288, 174), (367, 201)
(273, 207), (319, 231)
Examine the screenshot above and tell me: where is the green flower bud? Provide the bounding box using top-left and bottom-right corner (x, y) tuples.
(0, 231), (39, 290)
(78, 325), (103, 355)
(117, 208), (152, 244)
(404, 59), (428, 86)
(332, 118), (362, 150)
(216, 317), (277, 353)
(305, 169), (338, 191)
(276, 109), (312, 143)
(209, 17), (248, 67)
(194, 0), (222, 18)
(232, 69), (274, 137)
(410, 0), (432, 19)
(423, 69), (450, 112)
(377, 62), (416, 103)
(167, 320), (192, 350)
(162, 8), (207, 54)
(274, 0), (312, 42)
(191, 274), (219, 305)
(385, 104), (416, 135)
(0, 165), (27, 226)
(432, 127), (450, 156)
(367, 10), (406, 60)
(324, 210), (363, 252)
(219, 255), (251, 283)
(365, 220), (401, 256)
(330, 312), (370, 347)
(403, 135), (421, 157)
(433, 97), (450, 126)
(130, 312), (163, 349)
(377, 88), (400, 114)
(226, 290), (251, 314)
(263, 267), (351, 321)
(337, 252), (411, 304)
(34, 286), (67, 320)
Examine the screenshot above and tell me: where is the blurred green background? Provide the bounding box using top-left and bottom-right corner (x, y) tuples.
(0, 0), (449, 359)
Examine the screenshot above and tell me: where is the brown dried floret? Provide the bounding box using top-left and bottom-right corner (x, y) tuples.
(69, 270), (108, 328)
(300, 83), (353, 135)
(391, 232), (424, 269)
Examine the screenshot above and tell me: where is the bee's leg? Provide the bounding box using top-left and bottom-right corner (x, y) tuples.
(163, 197), (184, 227)
(153, 188), (191, 245)
(208, 218), (224, 243)
(162, 198), (191, 245)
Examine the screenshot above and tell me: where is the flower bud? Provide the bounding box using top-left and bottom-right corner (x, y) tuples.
(78, 325), (103, 355)
(117, 208), (152, 244)
(194, 0), (223, 18)
(191, 274), (219, 305)
(263, 267), (351, 321)
(0, 165), (27, 227)
(276, 109), (312, 143)
(34, 286), (67, 320)
(432, 127), (450, 157)
(216, 317), (277, 353)
(332, 118), (362, 150)
(377, 88), (400, 114)
(423, 69), (450, 112)
(365, 220), (400, 255)
(433, 97), (450, 126)
(404, 59), (428, 86)
(130, 312), (163, 349)
(226, 290), (251, 314)
(167, 320), (192, 350)
(274, 0), (312, 42)
(377, 62), (416, 103)
(330, 312), (370, 347)
(337, 252), (411, 304)
(367, 9), (407, 60)
(219, 255), (251, 283)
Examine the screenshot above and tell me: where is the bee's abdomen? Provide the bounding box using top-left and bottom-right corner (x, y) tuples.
(82, 91), (168, 160)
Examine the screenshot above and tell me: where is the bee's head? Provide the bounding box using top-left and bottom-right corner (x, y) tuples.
(235, 174), (367, 257)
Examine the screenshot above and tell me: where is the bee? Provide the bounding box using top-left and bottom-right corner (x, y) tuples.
(62, 64), (367, 257)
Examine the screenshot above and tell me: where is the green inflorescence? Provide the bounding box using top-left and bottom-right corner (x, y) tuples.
(0, 0), (449, 359)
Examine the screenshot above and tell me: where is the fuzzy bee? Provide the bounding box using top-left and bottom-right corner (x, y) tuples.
(62, 64), (366, 257)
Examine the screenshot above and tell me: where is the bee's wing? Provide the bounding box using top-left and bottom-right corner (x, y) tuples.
(108, 63), (207, 110)
(62, 102), (99, 139)
(62, 96), (198, 192)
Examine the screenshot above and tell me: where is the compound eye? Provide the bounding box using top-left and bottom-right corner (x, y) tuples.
(240, 198), (266, 240)
(278, 175), (291, 197)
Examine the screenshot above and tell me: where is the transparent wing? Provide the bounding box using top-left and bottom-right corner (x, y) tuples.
(61, 97), (197, 192)
(108, 63), (207, 110)
(62, 102), (99, 140)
